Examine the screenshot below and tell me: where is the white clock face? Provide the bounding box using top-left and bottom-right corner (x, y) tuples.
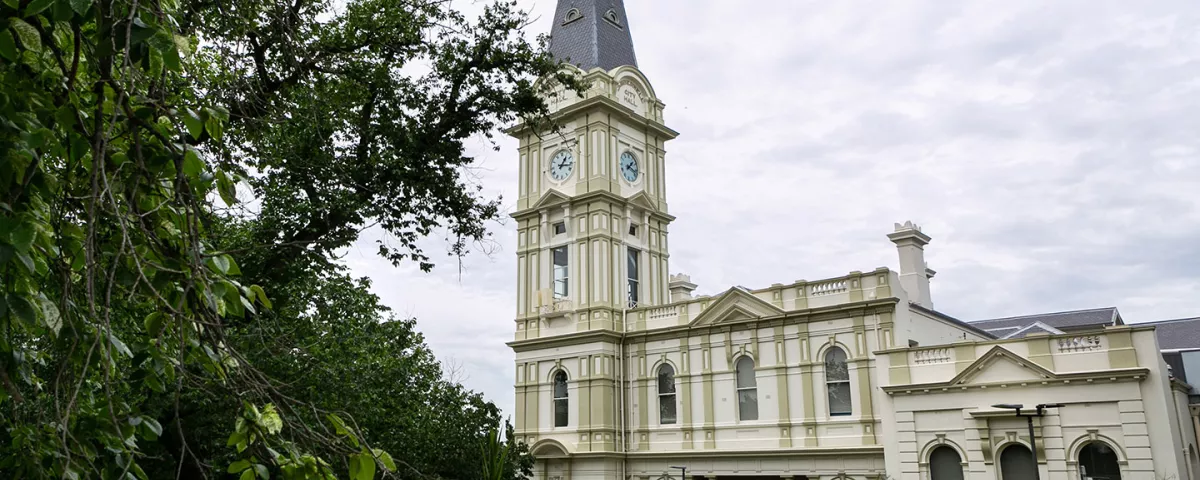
(620, 152), (639, 182)
(549, 150), (575, 181)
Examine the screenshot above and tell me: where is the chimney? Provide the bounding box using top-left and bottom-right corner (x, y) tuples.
(669, 274), (698, 303)
(887, 221), (934, 309)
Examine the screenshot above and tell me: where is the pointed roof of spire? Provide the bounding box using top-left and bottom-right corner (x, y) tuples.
(548, 0), (638, 71)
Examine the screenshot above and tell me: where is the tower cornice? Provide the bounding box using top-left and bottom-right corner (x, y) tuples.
(504, 95), (679, 140)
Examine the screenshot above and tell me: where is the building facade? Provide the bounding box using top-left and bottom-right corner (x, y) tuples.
(505, 2), (1199, 479)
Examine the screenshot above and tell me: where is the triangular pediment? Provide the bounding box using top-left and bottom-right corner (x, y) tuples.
(626, 191), (658, 212)
(949, 346), (1058, 386)
(529, 190), (571, 211)
(688, 288), (786, 327)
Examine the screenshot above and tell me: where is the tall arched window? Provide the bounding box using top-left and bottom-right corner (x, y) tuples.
(553, 371), (569, 427)
(1079, 442), (1122, 480)
(825, 347), (851, 416)
(735, 357), (757, 421)
(657, 364), (676, 425)
(1000, 444), (1036, 480)
(929, 446), (965, 480)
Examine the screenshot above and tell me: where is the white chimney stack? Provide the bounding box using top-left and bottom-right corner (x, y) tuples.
(887, 221), (935, 309)
(669, 274), (698, 302)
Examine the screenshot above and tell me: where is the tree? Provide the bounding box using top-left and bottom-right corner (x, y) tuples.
(0, 0), (570, 476)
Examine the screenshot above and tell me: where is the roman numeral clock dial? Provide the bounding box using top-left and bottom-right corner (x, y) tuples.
(549, 150), (575, 181)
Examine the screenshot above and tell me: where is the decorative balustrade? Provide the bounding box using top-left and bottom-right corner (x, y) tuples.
(539, 298), (573, 315)
(648, 306), (679, 321)
(1057, 335), (1102, 353)
(912, 348), (953, 365)
(809, 279), (847, 296)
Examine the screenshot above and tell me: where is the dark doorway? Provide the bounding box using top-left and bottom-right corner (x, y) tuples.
(1079, 442), (1122, 480)
(1000, 444), (1036, 480)
(930, 445), (965, 480)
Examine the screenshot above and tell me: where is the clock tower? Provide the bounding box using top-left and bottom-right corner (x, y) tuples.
(506, 0), (678, 474)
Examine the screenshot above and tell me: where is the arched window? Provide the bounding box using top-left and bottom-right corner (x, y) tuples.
(1079, 442), (1122, 480)
(735, 357), (757, 421)
(1000, 444), (1036, 480)
(604, 9), (620, 25)
(657, 364), (676, 425)
(563, 8), (581, 24)
(553, 371), (569, 427)
(929, 446), (964, 480)
(825, 347), (851, 416)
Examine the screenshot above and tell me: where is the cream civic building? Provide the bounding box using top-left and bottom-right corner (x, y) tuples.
(505, 2), (1200, 479)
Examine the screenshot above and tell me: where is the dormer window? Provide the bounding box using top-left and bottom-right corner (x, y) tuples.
(604, 9), (621, 27)
(563, 8), (582, 24)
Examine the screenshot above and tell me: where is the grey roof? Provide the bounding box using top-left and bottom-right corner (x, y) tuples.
(549, 0), (638, 71)
(969, 307), (1122, 337)
(1138, 317), (1200, 351)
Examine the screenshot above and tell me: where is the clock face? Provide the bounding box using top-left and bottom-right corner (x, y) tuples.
(620, 152), (639, 182)
(549, 150), (574, 181)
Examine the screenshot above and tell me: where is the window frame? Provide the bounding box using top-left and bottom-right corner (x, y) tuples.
(626, 247), (639, 307)
(552, 370), (569, 427)
(824, 347), (852, 416)
(552, 221), (566, 235)
(734, 356), (758, 421)
(657, 364), (677, 425)
(552, 246), (568, 299)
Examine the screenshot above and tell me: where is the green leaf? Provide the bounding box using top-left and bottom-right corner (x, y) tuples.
(250, 285), (272, 309)
(36, 295), (61, 334)
(216, 171), (238, 206)
(210, 255), (230, 274)
(108, 331), (132, 357)
(9, 221), (35, 252)
(183, 149), (203, 177)
(141, 417), (162, 438)
(259, 405), (282, 435)
(328, 414), (349, 436)
(205, 115), (224, 141)
(226, 430), (246, 448)
(373, 450), (396, 472)
(69, 0), (90, 15)
(221, 254), (240, 275)
(23, 0), (55, 17)
(253, 463), (269, 480)
(183, 108), (204, 140)
(0, 295), (7, 319)
(145, 312), (166, 335)
(15, 251), (35, 273)
(0, 31), (16, 62)
(228, 459), (252, 474)
(9, 18), (41, 52)
(7, 294), (36, 327)
(130, 462), (149, 480)
(349, 453), (374, 480)
(239, 469), (254, 480)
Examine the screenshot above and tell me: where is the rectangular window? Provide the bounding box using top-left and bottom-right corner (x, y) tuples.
(552, 246), (568, 299)
(828, 382), (852, 415)
(626, 247), (639, 307)
(553, 221), (566, 235)
(628, 223), (638, 236)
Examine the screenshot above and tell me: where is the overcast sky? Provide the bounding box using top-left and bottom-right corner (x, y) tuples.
(344, 1), (1200, 420)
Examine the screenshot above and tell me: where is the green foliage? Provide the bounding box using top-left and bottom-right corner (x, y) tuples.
(0, 0), (567, 476)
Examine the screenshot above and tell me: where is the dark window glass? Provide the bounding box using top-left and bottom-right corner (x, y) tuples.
(930, 446), (964, 480)
(553, 371), (568, 427)
(626, 248), (639, 307)
(658, 365), (676, 424)
(552, 246), (568, 298)
(1000, 445), (1036, 480)
(735, 357), (757, 421)
(825, 347), (852, 416)
(1079, 442), (1122, 480)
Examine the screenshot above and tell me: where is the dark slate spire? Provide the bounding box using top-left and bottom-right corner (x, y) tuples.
(548, 0), (638, 71)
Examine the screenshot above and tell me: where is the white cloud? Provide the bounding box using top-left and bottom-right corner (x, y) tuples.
(347, 0), (1200, 419)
